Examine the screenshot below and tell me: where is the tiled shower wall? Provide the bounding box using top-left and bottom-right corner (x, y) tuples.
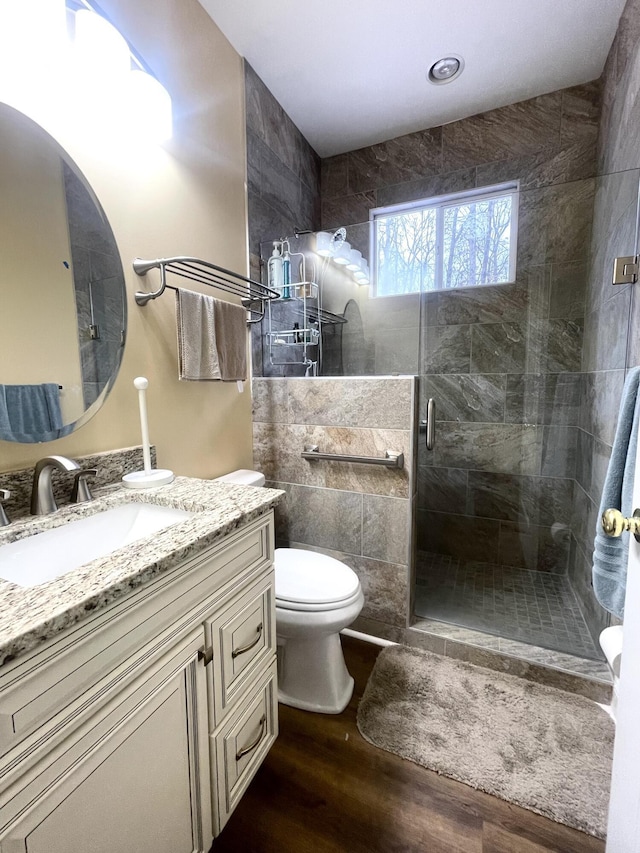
(321, 86), (601, 604)
(571, 0), (640, 640)
(252, 377), (416, 636)
(244, 61), (322, 378)
(244, 62), (320, 284)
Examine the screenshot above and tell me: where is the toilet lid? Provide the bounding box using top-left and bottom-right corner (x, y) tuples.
(274, 548), (360, 606)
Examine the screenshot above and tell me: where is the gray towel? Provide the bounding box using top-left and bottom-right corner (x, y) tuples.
(593, 366), (640, 618)
(0, 383), (64, 442)
(176, 290), (221, 380)
(213, 298), (248, 381)
(176, 290), (247, 382)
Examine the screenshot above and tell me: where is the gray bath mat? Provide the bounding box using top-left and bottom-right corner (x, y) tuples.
(357, 645), (614, 839)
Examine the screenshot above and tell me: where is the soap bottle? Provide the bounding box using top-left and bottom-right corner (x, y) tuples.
(267, 243), (283, 295)
(282, 249), (291, 299)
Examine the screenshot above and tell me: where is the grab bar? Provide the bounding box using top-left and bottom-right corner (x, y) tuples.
(301, 445), (404, 469)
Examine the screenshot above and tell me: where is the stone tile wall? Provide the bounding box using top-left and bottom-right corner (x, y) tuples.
(245, 62), (320, 269)
(252, 376), (416, 636)
(244, 62), (322, 377)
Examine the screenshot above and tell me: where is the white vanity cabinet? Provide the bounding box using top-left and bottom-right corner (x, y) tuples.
(0, 511), (278, 853)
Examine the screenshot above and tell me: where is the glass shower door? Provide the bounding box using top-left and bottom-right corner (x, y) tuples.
(414, 167), (640, 663)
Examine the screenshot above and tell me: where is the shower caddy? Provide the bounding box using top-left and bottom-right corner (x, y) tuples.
(263, 238), (346, 374)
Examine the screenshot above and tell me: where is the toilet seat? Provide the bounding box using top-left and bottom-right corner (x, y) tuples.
(274, 548), (361, 612)
(276, 587), (363, 613)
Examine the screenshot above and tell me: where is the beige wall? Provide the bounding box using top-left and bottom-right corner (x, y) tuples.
(0, 0), (254, 478)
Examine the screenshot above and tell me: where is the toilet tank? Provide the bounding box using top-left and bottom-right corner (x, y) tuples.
(215, 469), (266, 487)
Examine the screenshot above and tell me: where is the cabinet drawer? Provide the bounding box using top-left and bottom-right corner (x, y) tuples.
(206, 570), (276, 726)
(211, 659), (277, 833)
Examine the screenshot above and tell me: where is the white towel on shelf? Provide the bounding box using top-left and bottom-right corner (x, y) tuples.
(176, 290), (247, 381)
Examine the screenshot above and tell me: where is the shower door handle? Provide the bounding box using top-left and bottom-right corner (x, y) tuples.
(425, 398), (436, 451)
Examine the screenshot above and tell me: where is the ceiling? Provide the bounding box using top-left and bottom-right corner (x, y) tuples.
(198, 0), (627, 158)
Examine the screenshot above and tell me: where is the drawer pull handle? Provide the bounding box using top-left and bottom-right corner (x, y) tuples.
(231, 622), (263, 658)
(236, 714), (267, 761)
(198, 646), (213, 666)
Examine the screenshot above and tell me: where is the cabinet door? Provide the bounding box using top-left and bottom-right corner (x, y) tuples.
(0, 633), (212, 853)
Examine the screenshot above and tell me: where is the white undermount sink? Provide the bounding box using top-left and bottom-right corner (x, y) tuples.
(0, 502), (194, 588)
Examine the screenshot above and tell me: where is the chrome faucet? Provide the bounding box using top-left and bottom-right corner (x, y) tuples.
(31, 456), (81, 515)
(71, 468), (97, 504)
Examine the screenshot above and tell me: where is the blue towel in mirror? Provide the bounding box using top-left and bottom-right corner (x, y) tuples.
(0, 383), (64, 443)
(593, 366), (640, 618)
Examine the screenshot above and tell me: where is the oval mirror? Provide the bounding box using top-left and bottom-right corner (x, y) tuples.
(0, 103), (126, 444)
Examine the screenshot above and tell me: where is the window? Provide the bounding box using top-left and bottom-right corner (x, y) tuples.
(371, 183), (519, 296)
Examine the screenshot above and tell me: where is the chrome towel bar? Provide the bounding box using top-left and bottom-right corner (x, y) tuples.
(301, 445), (404, 469)
(132, 256), (280, 324)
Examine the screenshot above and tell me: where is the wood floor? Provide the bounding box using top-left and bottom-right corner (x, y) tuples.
(212, 637), (607, 853)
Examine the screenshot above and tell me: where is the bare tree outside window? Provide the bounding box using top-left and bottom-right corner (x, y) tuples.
(375, 208), (437, 296)
(373, 185), (517, 296)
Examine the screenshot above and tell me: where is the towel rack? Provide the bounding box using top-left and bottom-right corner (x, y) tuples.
(301, 445), (404, 469)
(132, 256), (280, 324)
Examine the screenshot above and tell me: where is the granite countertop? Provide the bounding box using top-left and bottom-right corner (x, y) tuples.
(0, 477), (284, 667)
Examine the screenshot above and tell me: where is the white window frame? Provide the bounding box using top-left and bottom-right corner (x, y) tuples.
(369, 181), (520, 297)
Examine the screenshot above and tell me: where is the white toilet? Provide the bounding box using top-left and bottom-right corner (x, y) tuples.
(215, 469), (364, 714)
